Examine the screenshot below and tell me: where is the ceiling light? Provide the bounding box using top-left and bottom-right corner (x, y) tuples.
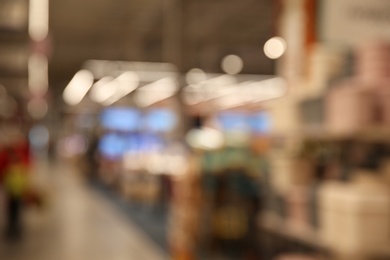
(89, 77), (115, 103)
(101, 71), (139, 106)
(185, 68), (207, 85)
(221, 55), (243, 75)
(63, 70), (94, 106)
(29, 0), (49, 41)
(264, 37), (287, 59)
(134, 77), (177, 107)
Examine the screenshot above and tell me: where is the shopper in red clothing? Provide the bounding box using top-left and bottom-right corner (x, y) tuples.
(0, 144), (9, 234)
(14, 136), (31, 168)
(0, 145), (10, 185)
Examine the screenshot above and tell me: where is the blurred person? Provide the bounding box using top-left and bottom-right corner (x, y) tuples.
(0, 142), (10, 187)
(3, 149), (29, 240)
(14, 133), (31, 168)
(0, 142), (9, 231)
(85, 131), (99, 181)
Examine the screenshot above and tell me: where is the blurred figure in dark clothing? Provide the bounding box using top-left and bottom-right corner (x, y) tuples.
(3, 150), (28, 240)
(86, 133), (99, 181)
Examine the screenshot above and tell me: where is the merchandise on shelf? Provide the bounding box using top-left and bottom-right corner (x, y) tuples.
(319, 173), (390, 256)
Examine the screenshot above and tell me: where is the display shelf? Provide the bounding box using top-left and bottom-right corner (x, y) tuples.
(258, 211), (325, 250)
(258, 208), (390, 259)
(272, 126), (390, 143)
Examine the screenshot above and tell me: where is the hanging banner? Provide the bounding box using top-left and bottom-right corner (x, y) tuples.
(319, 0), (390, 46)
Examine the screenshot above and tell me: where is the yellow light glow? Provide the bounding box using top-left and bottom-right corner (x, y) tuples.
(89, 77), (115, 103)
(264, 37), (287, 59)
(221, 55), (243, 75)
(186, 128), (225, 150)
(101, 71), (139, 106)
(134, 77), (177, 107)
(250, 77), (288, 101)
(216, 93), (247, 109)
(185, 68), (207, 85)
(63, 70), (94, 106)
(29, 0), (49, 41)
(183, 85), (204, 105)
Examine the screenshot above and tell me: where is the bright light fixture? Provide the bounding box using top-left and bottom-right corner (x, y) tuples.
(29, 0), (49, 41)
(185, 68), (207, 85)
(63, 70), (94, 106)
(186, 127), (225, 150)
(134, 77), (177, 107)
(221, 55), (243, 75)
(264, 37), (287, 59)
(101, 71), (139, 106)
(89, 77), (115, 103)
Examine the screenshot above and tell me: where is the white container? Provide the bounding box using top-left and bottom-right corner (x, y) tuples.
(319, 179), (390, 256)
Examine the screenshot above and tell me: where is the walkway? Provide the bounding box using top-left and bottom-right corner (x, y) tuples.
(0, 160), (168, 260)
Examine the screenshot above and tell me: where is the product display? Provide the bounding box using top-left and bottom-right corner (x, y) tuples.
(326, 83), (375, 135)
(355, 42), (390, 82)
(55, 6), (390, 260)
(319, 177), (390, 256)
(196, 147), (263, 258)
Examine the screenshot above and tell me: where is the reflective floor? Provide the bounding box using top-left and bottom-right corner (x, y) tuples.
(0, 160), (167, 260)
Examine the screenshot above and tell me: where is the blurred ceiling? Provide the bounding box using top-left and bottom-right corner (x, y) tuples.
(49, 0), (275, 89)
(0, 0), (276, 99)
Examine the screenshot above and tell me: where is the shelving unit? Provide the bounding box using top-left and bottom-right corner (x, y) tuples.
(0, 0), (29, 92)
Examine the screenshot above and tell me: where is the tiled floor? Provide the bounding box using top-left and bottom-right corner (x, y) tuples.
(0, 160), (168, 260)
